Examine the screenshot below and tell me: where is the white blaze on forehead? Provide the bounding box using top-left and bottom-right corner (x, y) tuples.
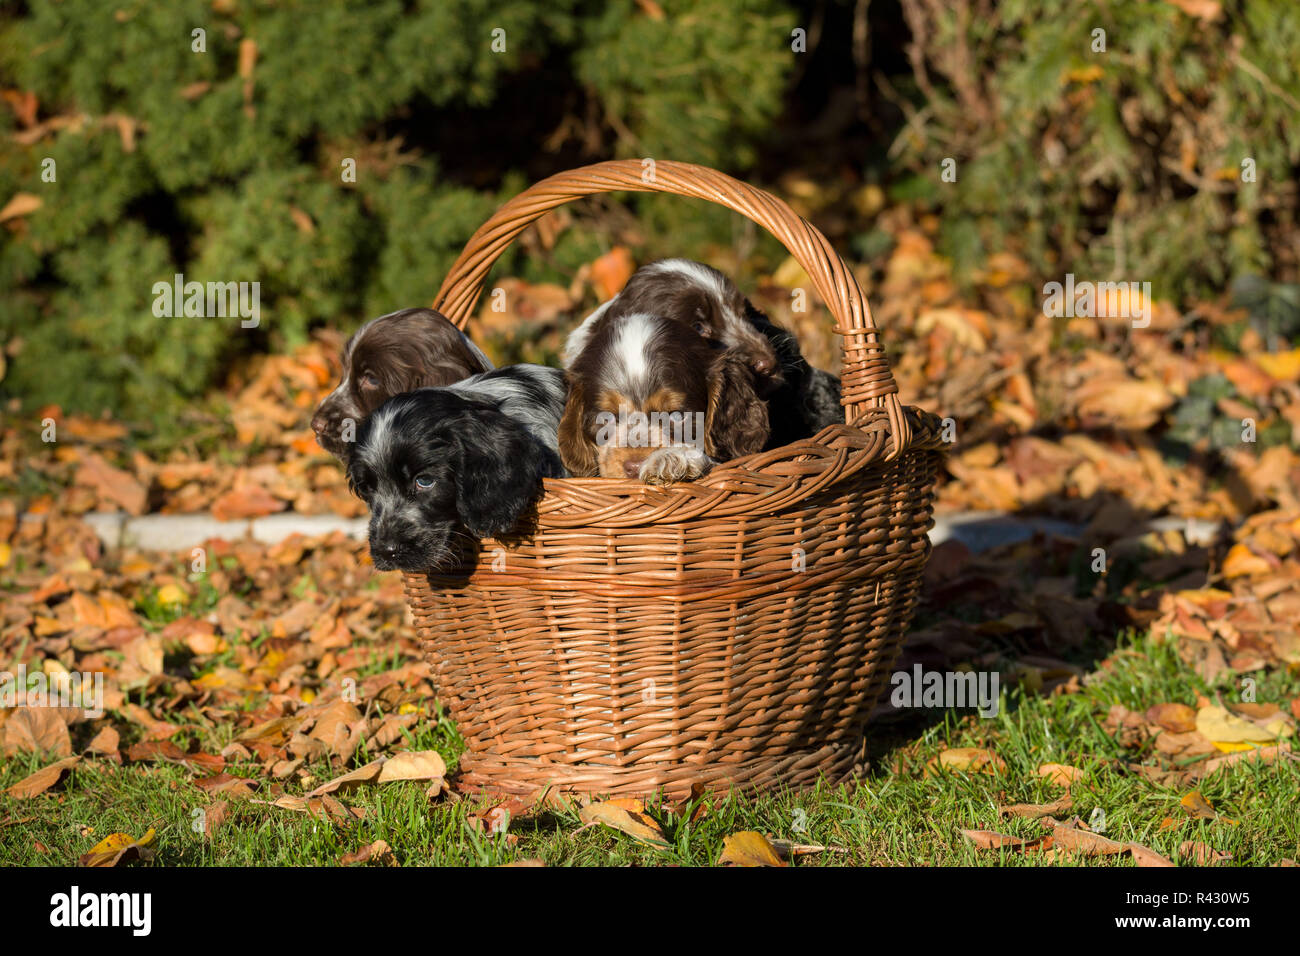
(609, 312), (661, 395)
(356, 401), (401, 472)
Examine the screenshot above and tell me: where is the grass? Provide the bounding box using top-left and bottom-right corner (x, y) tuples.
(2, 631), (1297, 867)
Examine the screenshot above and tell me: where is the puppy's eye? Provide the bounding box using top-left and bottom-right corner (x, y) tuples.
(359, 372), (379, 390)
(692, 320), (711, 337)
(414, 475), (435, 491)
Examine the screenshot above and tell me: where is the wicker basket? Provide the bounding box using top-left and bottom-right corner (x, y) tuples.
(406, 160), (946, 800)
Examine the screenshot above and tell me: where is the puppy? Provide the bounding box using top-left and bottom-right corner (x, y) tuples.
(346, 365), (566, 572)
(312, 308), (493, 459)
(742, 300), (845, 448)
(564, 259), (842, 447)
(560, 310), (769, 483)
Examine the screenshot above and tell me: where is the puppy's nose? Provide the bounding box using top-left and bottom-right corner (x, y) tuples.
(752, 355), (775, 377)
(622, 458), (644, 479)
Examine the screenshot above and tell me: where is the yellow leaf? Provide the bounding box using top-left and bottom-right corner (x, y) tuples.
(1064, 65), (1104, 84)
(1180, 791), (1216, 819)
(156, 584), (186, 606)
(1253, 349), (1300, 383)
(1196, 705), (1288, 748)
(0, 542), (11, 567)
(1221, 543), (1272, 579)
(1037, 763), (1084, 788)
(578, 801), (670, 847)
(79, 828), (157, 867)
(931, 748), (1006, 774)
(718, 831), (787, 867)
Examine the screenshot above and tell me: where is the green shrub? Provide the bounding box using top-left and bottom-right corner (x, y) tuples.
(0, 0), (795, 429)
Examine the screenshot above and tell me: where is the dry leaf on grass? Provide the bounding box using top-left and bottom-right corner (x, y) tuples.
(767, 838), (847, 860)
(5, 755), (79, 798)
(578, 801), (670, 848)
(1196, 705), (1289, 751)
(303, 758), (386, 798)
(718, 831), (787, 867)
(1189, 742), (1291, 779)
(79, 828), (157, 867)
(1146, 703), (1198, 733)
(1038, 763), (1084, 788)
(1050, 823), (1129, 857)
(960, 829), (1052, 852)
(202, 801), (228, 839)
(1179, 841), (1232, 865)
(1180, 791), (1217, 820)
(1127, 843), (1177, 867)
(929, 748), (1006, 775)
(341, 839), (397, 866)
(998, 794), (1073, 819)
(2, 708), (72, 757)
(376, 750), (446, 783)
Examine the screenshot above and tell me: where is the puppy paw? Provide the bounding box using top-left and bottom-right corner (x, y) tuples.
(639, 446), (712, 485)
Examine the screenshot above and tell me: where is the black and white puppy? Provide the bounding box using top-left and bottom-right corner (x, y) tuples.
(346, 365), (567, 572)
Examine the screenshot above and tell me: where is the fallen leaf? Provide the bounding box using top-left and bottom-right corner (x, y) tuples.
(931, 748), (1006, 774)
(203, 801), (228, 838)
(79, 828), (157, 867)
(1221, 543), (1273, 579)
(718, 830), (787, 867)
(376, 750), (446, 784)
(998, 794), (1073, 819)
(74, 453), (148, 515)
(960, 829), (1051, 852)
(341, 839), (397, 866)
(5, 756), (79, 798)
(1051, 824), (1128, 857)
(304, 758), (386, 798)
(1146, 703), (1198, 733)
(1180, 791), (1216, 820)
(1190, 742), (1291, 778)
(2, 708), (72, 757)
(1128, 842), (1177, 867)
(578, 801), (670, 847)
(1196, 705), (1288, 750)
(1178, 840), (1232, 865)
(1038, 763), (1084, 788)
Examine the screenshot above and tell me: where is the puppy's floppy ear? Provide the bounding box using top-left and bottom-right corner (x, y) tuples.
(705, 349), (770, 461)
(558, 375), (599, 477)
(451, 410), (553, 539)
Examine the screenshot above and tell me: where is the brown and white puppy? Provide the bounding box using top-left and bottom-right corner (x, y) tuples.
(565, 259), (782, 392)
(311, 308), (493, 459)
(560, 310), (769, 484)
(564, 259), (843, 447)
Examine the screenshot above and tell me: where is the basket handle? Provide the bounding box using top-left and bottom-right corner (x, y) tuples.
(433, 159), (911, 457)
